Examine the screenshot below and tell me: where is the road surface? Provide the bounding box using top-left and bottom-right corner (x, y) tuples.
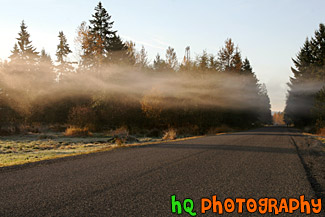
(0, 127), (322, 216)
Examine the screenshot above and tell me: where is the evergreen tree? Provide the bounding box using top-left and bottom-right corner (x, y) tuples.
(313, 86), (325, 130)
(56, 31), (73, 80)
(7, 20), (39, 82)
(208, 54), (218, 72)
(310, 23), (325, 80)
(9, 44), (20, 63)
(165, 46), (178, 71)
(56, 31), (72, 64)
(89, 1), (116, 45)
(124, 40), (137, 65)
(218, 38), (234, 71)
(40, 48), (53, 73)
(291, 39), (314, 80)
(196, 50), (209, 71)
(242, 58), (253, 73)
(108, 34), (128, 64)
(232, 49), (242, 72)
(194, 51), (218, 72)
(153, 53), (168, 72)
(285, 24), (325, 129)
(218, 38), (242, 72)
(10, 21), (39, 68)
(135, 46), (148, 69)
(40, 49), (52, 64)
(17, 21), (39, 64)
(241, 58), (259, 87)
(238, 56), (271, 124)
(258, 84), (272, 124)
(81, 1), (127, 67)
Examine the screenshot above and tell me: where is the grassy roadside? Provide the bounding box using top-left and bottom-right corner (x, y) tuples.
(302, 132), (325, 146)
(291, 131), (325, 210)
(0, 124), (263, 168)
(0, 134), (205, 168)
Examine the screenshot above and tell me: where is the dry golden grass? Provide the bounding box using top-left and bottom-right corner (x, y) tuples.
(64, 127), (93, 137)
(162, 128), (177, 140)
(115, 137), (125, 146)
(0, 134), (205, 167)
(318, 128), (325, 136)
(108, 126), (129, 137)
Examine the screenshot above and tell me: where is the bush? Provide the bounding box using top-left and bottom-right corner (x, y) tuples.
(176, 125), (200, 136)
(107, 126), (139, 145)
(146, 128), (162, 137)
(68, 106), (96, 130)
(0, 127), (15, 136)
(108, 126), (129, 137)
(19, 124), (41, 134)
(162, 128), (177, 140)
(317, 128), (325, 136)
(115, 137), (125, 146)
(64, 127), (92, 137)
(49, 124), (66, 132)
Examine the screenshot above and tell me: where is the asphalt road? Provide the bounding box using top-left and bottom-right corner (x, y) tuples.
(0, 127), (322, 216)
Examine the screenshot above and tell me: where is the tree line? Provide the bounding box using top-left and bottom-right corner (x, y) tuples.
(0, 2), (272, 135)
(285, 24), (325, 133)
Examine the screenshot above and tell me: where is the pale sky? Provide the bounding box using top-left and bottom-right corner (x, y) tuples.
(1, 0), (325, 111)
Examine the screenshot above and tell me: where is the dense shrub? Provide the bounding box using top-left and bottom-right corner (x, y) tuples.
(68, 106), (96, 130)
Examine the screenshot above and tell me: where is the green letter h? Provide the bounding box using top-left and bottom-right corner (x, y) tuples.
(171, 195), (182, 214)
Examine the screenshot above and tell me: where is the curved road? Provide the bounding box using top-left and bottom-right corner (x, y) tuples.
(0, 127), (322, 216)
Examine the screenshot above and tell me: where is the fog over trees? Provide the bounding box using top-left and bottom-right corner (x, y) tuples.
(285, 24), (325, 132)
(0, 2), (273, 135)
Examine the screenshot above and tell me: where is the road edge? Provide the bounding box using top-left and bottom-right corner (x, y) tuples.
(290, 131), (325, 214)
(0, 135), (205, 172)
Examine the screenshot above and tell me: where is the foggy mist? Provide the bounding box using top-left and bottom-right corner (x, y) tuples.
(0, 63), (265, 114)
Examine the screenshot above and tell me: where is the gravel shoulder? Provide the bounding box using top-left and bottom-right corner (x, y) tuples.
(290, 128), (325, 210)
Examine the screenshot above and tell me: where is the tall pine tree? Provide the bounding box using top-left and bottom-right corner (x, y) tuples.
(81, 1), (127, 69)
(9, 21), (39, 71)
(9, 44), (20, 63)
(135, 46), (148, 69)
(285, 24), (325, 128)
(218, 38), (242, 72)
(153, 53), (168, 72)
(56, 31), (73, 81)
(165, 46), (178, 72)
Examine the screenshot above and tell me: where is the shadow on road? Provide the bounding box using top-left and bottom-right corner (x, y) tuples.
(133, 126), (309, 155)
(212, 126), (304, 137)
(150, 143), (299, 155)
(224, 133), (305, 137)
